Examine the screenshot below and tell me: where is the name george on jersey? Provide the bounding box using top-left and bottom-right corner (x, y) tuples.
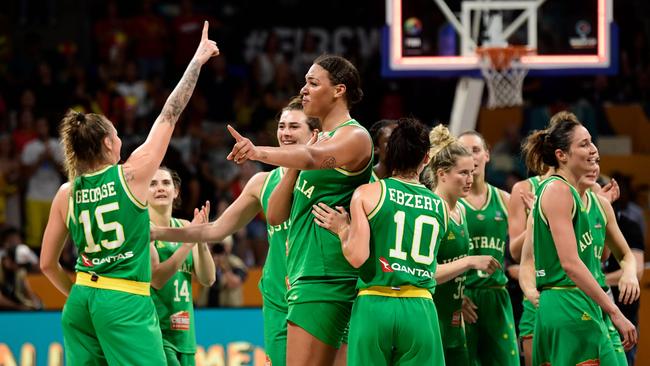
(387, 188), (442, 212)
(75, 182), (117, 204)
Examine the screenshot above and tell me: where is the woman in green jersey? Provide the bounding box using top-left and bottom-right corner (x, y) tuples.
(427, 125), (501, 365)
(228, 55), (373, 366)
(514, 111), (621, 366)
(312, 118), (447, 365)
(148, 167), (215, 366)
(39, 22), (219, 365)
(457, 131), (519, 366)
(151, 97), (319, 366)
(524, 116), (637, 365)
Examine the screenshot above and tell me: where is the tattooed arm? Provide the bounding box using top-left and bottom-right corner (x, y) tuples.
(227, 125), (372, 171)
(123, 21), (219, 202)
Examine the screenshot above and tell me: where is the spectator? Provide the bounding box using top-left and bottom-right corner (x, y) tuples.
(0, 134), (20, 229)
(612, 173), (647, 239)
(21, 116), (63, 248)
(199, 236), (247, 307)
(0, 244), (42, 310)
(0, 227), (39, 273)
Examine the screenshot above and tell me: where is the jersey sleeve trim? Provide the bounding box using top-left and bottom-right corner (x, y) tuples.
(494, 186), (509, 218)
(259, 170), (274, 205)
(367, 180), (386, 220)
(118, 165), (147, 210)
(66, 193), (75, 229)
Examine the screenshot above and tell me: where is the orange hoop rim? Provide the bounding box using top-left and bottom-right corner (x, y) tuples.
(475, 46), (536, 70)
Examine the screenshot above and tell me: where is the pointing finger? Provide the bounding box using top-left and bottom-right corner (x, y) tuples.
(202, 21), (209, 40)
(227, 124), (244, 142)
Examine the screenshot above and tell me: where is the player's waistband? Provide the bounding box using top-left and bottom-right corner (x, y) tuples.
(358, 285), (432, 299)
(539, 285), (578, 291)
(466, 285), (506, 290)
(76, 271), (150, 296)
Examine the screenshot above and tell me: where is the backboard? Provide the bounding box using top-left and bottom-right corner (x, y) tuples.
(383, 0), (617, 77)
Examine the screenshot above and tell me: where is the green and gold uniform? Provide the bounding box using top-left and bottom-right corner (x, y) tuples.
(348, 178), (448, 366)
(586, 190), (627, 366)
(459, 185), (519, 366)
(152, 218), (196, 366)
(286, 120), (373, 348)
(432, 205), (470, 365)
(532, 177), (617, 365)
(519, 176), (543, 340)
(259, 167), (290, 365)
(64, 165), (165, 365)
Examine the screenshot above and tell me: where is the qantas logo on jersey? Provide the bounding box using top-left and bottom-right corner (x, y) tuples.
(80, 251), (134, 266)
(379, 257), (393, 272)
(379, 257), (434, 278)
(81, 254), (92, 266)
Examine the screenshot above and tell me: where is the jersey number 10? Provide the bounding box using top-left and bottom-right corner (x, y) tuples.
(389, 211), (440, 265)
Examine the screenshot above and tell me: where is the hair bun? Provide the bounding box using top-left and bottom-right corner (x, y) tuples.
(75, 112), (85, 125)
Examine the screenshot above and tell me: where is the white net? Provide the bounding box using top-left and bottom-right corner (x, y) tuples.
(478, 48), (529, 109)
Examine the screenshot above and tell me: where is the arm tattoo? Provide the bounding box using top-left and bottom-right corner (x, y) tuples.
(160, 60), (201, 125)
(321, 156), (337, 169)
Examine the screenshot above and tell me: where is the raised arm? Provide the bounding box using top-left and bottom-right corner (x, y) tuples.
(508, 180), (531, 262)
(597, 196), (641, 305)
(152, 172), (267, 244)
(544, 182), (637, 348)
(267, 169), (298, 225)
(227, 125), (372, 171)
(123, 21), (219, 203)
(40, 184), (74, 296)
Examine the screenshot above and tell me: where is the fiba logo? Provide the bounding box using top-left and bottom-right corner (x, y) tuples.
(575, 20), (592, 38)
(403, 17), (422, 36)
(570, 20), (597, 48)
(403, 17), (423, 49)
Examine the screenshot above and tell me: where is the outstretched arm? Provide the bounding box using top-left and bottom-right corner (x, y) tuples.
(152, 172), (267, 244)
(227, 125), (372, 172)
(436, 256), (501, 284)
(123, 21), (219, 203)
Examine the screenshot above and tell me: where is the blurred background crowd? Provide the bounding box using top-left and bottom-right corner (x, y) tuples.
(0, 0), (649, 310)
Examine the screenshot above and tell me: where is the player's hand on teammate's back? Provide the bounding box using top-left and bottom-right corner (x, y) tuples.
(618, 271), (640, 305)
(610, 309), (638, 350)
(227, 125), (259, 164)
(192, 21), (220, 65)
(312, 202), (350, 238)
(469, 255), (501, 275)
(462, 295), (479, 324)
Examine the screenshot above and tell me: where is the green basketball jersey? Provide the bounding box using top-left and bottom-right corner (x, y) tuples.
(67, 165), (150, 282)
(259, 167), (289, 311)
(533, 176), (601, 288)
(359, 178), (448, 290)
(586, 189), (608, 289)
(459, 184), (509, 287)
(151, 218), (196, 354)
(432, 205), (470, 316)
(287, 119), (373, 283)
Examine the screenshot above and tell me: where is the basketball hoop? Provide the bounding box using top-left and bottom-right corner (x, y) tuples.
(476, 46), (533, 109)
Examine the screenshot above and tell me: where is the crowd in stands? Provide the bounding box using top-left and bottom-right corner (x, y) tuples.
(0, 0), (649, 310)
